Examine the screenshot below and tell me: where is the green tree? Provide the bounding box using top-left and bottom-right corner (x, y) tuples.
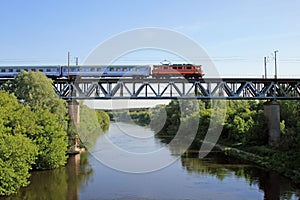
(3, 71), (67, 122)
(77, 104), (107, 149)
(4, 72), (57, 108)
(0, 134), (38, 196)
(223, 100), (268, 145)
(0, 91), (38, 195)
(96, 110), (110, 131)
(278, 100), (300, 149)
(32, 110), (68, 169)
(3, 72), (69, 169)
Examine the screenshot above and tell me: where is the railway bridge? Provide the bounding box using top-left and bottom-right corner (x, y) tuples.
(52, 77), (300, 100)
(1, 76), (300, 146)
(55, 77), (300, 146)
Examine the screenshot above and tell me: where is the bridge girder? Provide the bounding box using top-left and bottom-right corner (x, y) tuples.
(51, 78), (300, 100)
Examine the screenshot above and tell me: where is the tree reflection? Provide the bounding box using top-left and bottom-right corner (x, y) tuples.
(180, 151), (300, 200)
(3, 152), (93, 200)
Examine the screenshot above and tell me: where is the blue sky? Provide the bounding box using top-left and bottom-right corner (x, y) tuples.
(0, 0), (300, 77)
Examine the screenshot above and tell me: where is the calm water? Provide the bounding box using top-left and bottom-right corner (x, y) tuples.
(3, 122), (300, 200)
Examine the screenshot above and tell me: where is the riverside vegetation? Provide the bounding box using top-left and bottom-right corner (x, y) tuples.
(0, 71), (110, 196)
(125, 99), (300, 182)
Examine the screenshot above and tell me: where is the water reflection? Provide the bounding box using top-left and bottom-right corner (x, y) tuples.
(2, 153), (92, 200)
(180, 152), (300, 200)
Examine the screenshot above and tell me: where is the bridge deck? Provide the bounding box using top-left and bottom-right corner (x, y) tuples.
(50, 78), (300, 100)
(1, 77), (299, 99)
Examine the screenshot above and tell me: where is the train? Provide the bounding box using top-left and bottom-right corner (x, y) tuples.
(0, 63), (204, 79)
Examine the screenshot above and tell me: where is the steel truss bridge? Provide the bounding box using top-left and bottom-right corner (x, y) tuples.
(50, 78), (300, 100)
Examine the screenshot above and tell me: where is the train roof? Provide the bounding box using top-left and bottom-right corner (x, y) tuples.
(153, 63), (201, 66)
(0, 65), (151, 68)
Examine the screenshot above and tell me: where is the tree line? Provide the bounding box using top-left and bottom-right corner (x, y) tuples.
(0, 71), (110, 196)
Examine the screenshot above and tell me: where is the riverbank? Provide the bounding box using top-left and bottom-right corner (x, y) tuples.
(146, 99), (300, 184)
(192, 138), (300, 183)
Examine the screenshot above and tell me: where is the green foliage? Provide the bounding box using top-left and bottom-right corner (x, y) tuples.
(149, 105), (168, 133)
(278, 100), (300, 150)
(150, 100), (180, 136)
(3, 72), (69, 170)
(223, 100), (268, 145)
(3, 72), (66, 112)
(197, 108), (212, 139)
(0, 72), (71, 195)
(0, 134), (38, 196)
(3, 71), (68, 128)
(32, 110), (68, 169)
(67, 119), (78, 150)
(106, 108), (150, 127)
(0, 91), (38, 195)
(96, 110), (110, 131)
(77, 104), (109, 149)
(129, 111), (150, 126)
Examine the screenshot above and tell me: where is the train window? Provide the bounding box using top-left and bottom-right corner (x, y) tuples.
(97, 68), (102, 72)
(116, 68), (120, 72)
(46, 68), (51, 72)
(90, 68), (95, 72)
(178, 67), (182, 70)
(163, 66), (168, 70)
(39, 69), (43, 72)
(186, 66), (192, 70)
(16, 69), (21, 72)
(110, 68), (114, 72)
(123, 68), (127, 72)
(1, 68), (6, 72)
(31, 69), (36, 72)
(9, 68), (13, 72)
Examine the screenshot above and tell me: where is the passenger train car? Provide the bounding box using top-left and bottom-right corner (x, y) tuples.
(61, 65), (151, 78)
(0, 64), (204, 79)
(0, 66), (61, 77)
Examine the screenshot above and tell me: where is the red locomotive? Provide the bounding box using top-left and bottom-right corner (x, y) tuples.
(152, 63), (204, 79)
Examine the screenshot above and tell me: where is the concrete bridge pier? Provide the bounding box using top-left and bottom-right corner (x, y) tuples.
(263, 100), (281, 146)
(68, 100), (80, 124)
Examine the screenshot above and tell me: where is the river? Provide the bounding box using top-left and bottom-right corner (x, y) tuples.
(3, 122), (300, 200)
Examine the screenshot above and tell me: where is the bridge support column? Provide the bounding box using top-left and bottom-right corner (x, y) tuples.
(68, 100), (80, 124)
(264, 100), (280, 146)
